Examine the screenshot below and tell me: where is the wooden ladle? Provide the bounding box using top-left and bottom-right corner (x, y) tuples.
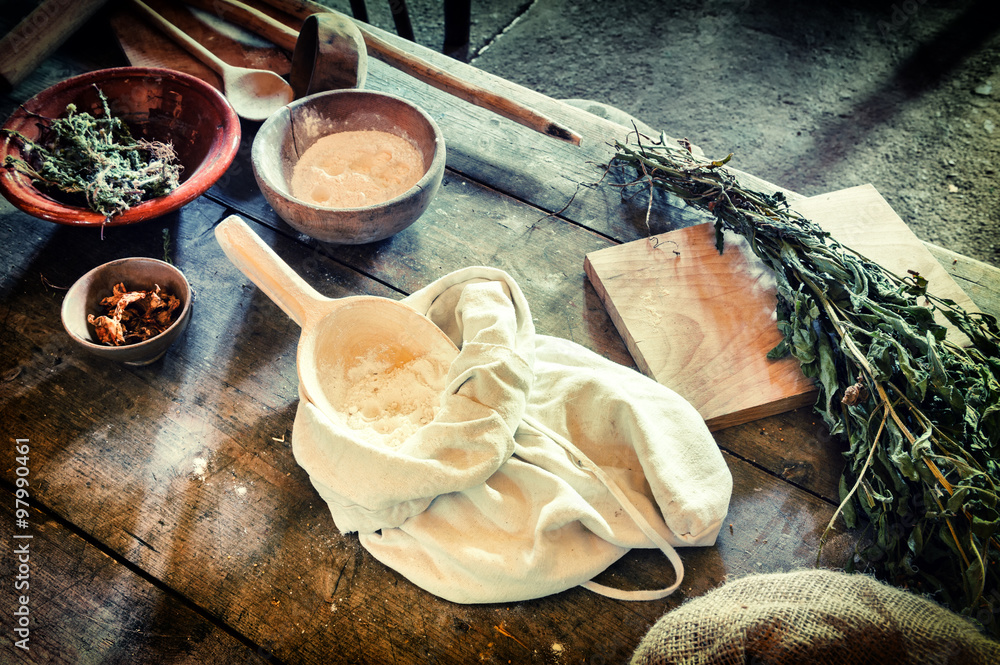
(130, 0), (293, 122)
(290, 12), (368, 97)
(214, 215), (459, 421)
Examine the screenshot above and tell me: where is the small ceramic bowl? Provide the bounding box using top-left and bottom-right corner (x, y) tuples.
(0, 67), (240, 226)
(61, 258), (192, 365)
(251, 89), (445, 244)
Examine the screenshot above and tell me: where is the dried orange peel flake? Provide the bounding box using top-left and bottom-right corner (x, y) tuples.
(87, 282), (180, 346)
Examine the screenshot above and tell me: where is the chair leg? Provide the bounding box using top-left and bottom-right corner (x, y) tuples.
(443, 0), (470, 61)
(389, 0), (415, 41)
(349, 0), (369, 23)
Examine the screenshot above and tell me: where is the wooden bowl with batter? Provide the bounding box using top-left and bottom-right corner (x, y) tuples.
(251, 90), (445, 245)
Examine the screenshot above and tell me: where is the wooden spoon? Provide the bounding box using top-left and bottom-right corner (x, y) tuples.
(214, 215), (459, 421)
(130, 0), (292, 122)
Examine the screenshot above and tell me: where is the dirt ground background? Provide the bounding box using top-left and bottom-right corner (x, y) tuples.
(354, 0), (1000, 269)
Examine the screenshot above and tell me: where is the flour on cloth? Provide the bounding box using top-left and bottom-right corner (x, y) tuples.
(293, 267), (733, 603)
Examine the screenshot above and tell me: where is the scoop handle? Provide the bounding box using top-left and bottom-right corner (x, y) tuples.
(214, 215), (330, 328)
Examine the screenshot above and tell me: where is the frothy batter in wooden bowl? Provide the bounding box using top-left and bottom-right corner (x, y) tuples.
(290, 130), (425, 209)
(252, 90), (446, 245)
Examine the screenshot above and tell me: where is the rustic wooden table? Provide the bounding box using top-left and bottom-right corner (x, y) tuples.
(2, 10), (999, 665)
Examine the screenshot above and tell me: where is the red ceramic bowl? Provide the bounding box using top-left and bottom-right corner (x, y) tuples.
(0, 67), (240, 226)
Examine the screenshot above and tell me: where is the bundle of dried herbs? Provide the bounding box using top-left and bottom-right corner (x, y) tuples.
(88, 282), (181, 346)
(2, 87), (181, 217)
(607, 133), (1000, 631)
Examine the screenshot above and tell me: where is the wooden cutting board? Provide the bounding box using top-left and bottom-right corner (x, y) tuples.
(584, 184), (978, 431)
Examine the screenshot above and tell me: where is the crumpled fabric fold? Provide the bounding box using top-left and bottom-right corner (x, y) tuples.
(293, 266), (732, 603)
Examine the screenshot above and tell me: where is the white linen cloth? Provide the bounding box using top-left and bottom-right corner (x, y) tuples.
(293, 267), (732, 604)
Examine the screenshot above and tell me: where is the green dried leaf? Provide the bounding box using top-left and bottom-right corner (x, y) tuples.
(766, 338), (790, 359)
(908, 521), (924, 556)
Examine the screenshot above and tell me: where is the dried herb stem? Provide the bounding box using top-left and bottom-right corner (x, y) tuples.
(819, 405), (888, 562)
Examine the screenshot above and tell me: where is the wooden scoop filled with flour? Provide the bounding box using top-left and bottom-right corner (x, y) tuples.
(214, 215), (457, 440)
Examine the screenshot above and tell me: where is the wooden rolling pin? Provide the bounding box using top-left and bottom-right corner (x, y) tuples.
(181, 0), (582, 145)
(0, 0), (108, 92)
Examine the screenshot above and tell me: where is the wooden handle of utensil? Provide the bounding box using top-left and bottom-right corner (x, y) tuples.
(214, 215), (328, 328)
(0, 0), (108, 92)
(129, 0), (229, 76)
(225, 0), (582, 145)
(183, 0), (299, 52)
(358, 28), (582, 145)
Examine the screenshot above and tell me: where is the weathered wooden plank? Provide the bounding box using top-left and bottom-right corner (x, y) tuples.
(207, 163), (636, 365)
(925, 242), (1000, 319)
(1, 364), (849, 665)
(195, 24), (1000, 324)
(713, 407), (846, 502)
(0, 165), (845, 510)
(0, 491), (271, 664)
(0, 24), (940, 664)
(0, 21), (122, 119)
(199, 26), (708, 242)
(0, 199), (853, 664)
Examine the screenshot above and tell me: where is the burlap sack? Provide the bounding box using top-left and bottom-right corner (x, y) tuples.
(631, 569), (999, 665)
